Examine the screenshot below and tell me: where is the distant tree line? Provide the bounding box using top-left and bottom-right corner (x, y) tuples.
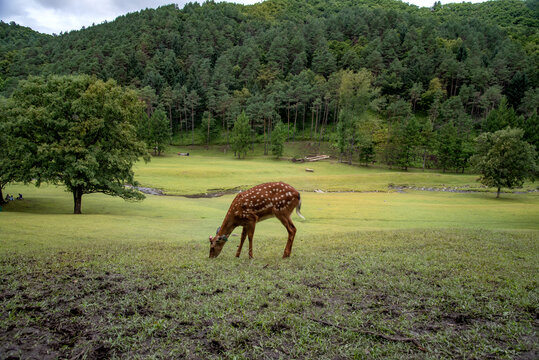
(0, 0), (537, 173)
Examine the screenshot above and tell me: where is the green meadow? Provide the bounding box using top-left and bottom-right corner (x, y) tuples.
(1, 146), (538, 359)
(132, 146), (495, 195)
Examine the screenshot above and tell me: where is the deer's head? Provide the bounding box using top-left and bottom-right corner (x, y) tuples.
(209, 228), (228, 258)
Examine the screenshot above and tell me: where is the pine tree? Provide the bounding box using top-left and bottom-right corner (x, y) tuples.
(150, 109), (171, 156)
(271, 120), (287, 158)
(231, 111), (251, 159)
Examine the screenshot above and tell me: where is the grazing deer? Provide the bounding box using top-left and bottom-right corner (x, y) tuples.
(209, 182), (304, 259)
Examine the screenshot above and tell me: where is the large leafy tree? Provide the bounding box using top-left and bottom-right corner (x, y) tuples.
(471, 128), (537, 198)
(333, 69), (376, 163)
(0, 97), (24, 204)
(4, 75), (149, 213)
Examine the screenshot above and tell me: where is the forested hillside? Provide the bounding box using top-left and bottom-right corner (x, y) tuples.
(1, 0), (537, 170)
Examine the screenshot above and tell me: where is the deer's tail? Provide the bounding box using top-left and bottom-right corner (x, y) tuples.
(296, 193), (305, 220)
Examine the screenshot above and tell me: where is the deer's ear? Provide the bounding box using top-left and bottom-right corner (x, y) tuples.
(209, 236), (213, 242)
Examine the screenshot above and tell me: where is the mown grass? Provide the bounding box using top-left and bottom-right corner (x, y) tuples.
(133, 144), (516, 195)
(1, 146), (538, 359)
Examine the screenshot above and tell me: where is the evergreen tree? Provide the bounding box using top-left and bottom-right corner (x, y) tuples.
(271, 120), (287, 158)
(505, 71), (530, 110)
(418, 117), (434, 170)
(149, 109), (171, 156)
(394, 116), (421, 171)
(231, 111), (251, 159)
(186, 90), (200, 145)
(312, 39), (337, 77)
(203, 111), (218, 149)
(437, 121), (458, 173)
(334, 109), (358, 164)
(409, 82), (423, 111)
(483, 97), (523, 133)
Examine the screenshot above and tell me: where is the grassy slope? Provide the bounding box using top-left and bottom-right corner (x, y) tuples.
(1, 146), (538, 359)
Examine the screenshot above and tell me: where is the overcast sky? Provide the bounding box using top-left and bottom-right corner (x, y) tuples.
(1, 0), (487, 35)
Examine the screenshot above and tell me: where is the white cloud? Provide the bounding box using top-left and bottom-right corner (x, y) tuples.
(2, 0), (179, 34)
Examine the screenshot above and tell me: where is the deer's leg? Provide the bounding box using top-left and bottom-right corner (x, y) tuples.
(276, 214), (297, 258)
(244, 214), (258, 259)
(246, 223), (256, 259)
(236, 227), (247, 257)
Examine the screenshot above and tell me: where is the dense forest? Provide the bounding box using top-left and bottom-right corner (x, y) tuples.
(1, 0), (538, 171)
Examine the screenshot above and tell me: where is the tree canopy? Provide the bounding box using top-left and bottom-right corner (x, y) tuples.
(1, 75), (149, 213)
(471, 128), (537, 198)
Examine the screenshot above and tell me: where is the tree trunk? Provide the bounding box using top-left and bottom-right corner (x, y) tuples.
(496, 187), (501, 198)
(287, 101), (290, 141)
(294, 103), (298, 140)
(73, 186), (83, 214)
(206, 113), (211, 150)
(318, 102), (329, 148)
(169, 105), (173, 134)
(191, 106), (195, 146)
(314, 105), (319, 139)
(302, 103), (306, 132)
(183, 109), (188, 133)
(250, 119), (255, 151)
(0, 186), (5, 205)
(179, 112), (183, 134)
(263, 117), (267, 155)
(310, 108), (314, 139)
(268, 117), (273, 151)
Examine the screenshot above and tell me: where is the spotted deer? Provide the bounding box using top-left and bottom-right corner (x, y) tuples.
(209, 182), (304, 259)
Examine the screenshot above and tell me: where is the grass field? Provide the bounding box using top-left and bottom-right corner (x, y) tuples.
(1, 145), (538, 359)
(132, 145), (497, 195)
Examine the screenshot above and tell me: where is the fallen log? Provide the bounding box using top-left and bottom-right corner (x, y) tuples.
(304, 155), (329, 162)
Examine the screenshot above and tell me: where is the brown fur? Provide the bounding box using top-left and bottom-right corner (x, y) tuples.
(209, 182), (304, 258)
